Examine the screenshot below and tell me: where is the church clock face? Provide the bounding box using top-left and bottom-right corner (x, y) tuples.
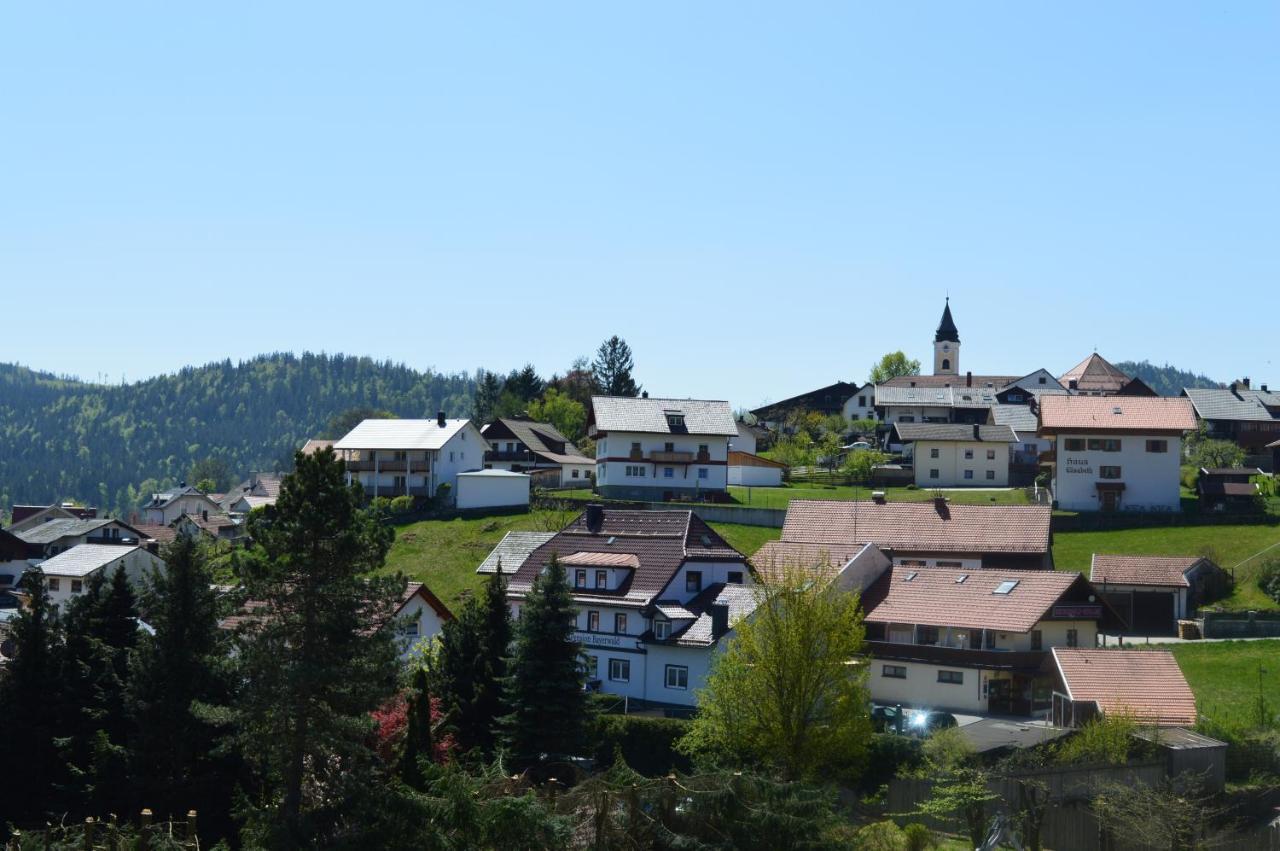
(942, 344), (951, 352)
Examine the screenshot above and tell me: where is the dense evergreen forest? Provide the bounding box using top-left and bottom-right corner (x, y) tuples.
(0, 353), (478, 518)
(1114, 360), (1223, 396)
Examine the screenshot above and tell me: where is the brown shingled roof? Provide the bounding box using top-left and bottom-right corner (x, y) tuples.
(1038, 395), (1197, 433)
(508, 508), (746, 605)
(860, 565), (1083, 632)
(1059, 353), (1131, 394)
(131, 523), (178, 544)
(1089, 554), (1202, 588)
(1052, 648), (1197, 726)
(778, 499), (1052, 555)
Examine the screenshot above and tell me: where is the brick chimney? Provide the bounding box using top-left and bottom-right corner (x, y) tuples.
(966, 371), (973, 387)
(437, 411), (447, 427)
(585, 503), (604, 533)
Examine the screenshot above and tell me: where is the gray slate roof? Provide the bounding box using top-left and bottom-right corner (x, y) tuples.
(669, 583), (760, 647)
(990, 404), (1040, 434)
(894, 423), (1017, 443)
(476, 531), (556, 575)
(874, 386), (998, 409)
(37, 544), (142, 577)
(591, 396), (737, 436)
(16, 518), (116, 545)
(1182, 387), (1280, 423)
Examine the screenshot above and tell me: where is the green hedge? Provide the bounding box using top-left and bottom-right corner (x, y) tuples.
(590, 715), (693, 777)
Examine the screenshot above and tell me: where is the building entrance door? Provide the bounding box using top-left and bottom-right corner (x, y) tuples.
(1101, 489), (1120, 512)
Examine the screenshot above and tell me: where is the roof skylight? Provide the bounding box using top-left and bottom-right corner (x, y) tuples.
(993, 580), (1019, 595)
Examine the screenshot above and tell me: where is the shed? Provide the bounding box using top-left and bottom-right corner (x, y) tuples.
(727, 451), (787, 487)
(455, 470), (531, 511)
(1133, 727), (1227, 792)
(1089, 554), (1225, 635)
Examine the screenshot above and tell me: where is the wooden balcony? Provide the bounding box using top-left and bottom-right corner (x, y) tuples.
(649, 450), (711, 463)
(485, 450), (541, 463)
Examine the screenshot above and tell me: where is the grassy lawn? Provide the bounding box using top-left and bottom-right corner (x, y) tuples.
(1052, 522), (1280, 610)
(554, 485), (1032, 509)
(382, 510), (782, 609)
(1114, 640), (1280, 727)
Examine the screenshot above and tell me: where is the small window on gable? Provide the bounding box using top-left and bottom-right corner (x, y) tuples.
(993, 580), (1019, 595)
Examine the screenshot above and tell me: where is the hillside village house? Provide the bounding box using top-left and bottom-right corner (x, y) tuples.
(1182, 380), (1280, 458)
(15, 518), (146, 560)
(589, 396), (737, 501)
(172, 512), (245, 543)
(1058, 353), (1148, 396)
(1197, 467), (1264, 510)
(333, 414), (485, 502)
(481, 417), (594, 486)
(1089, 554), (1227, 636)
(502, 505), (756, 708)
(726, 451), (787, 487)
(989, 403), (1051, 471)
(6, 503), (98, 534)
(748, 381), (875, 428)
(0, 529), (37, 589)
(392, 582), (453, 658)
(34, 544), (166, 608)
(1038, 395), (1197, 512)
(754, 497), (1054, 572)
(892, 423), (1016, 487)
(219, 472), (283, 515)
(772, 542), (1124, 716)
(142, 485), (224, 525)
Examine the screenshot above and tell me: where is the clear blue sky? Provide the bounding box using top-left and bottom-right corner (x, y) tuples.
(2, 3), (1277, 409)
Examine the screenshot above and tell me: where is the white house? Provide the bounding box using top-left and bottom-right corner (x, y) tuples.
(893, 423), (1016, 487)
(589, 396), (737, 501)
(333, 413), (486, 504)
(15, 518), (147, 560)
(393, 582), (453, 658)
(774, 546), (1123, 717)
(143, 486), (224, 526)
(1038, 395), (1197, 512)
(501, 505), (756, 708)
(481, 417), (594, 486)
(455, 470), (530, 511)
(34, 545), (166, 609)
(732, 421), (758, 455)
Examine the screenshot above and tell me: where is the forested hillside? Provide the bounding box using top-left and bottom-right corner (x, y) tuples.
(0, 354), (477, 517)
(1114, 360), (1223, 396)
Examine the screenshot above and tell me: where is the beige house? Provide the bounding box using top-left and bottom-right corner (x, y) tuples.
(894, 423), (1016, 487)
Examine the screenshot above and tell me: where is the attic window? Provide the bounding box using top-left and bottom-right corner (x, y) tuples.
(955, 574), (968, 584)
(606, 536), (616, 546)
(903, 572), (918, 582)
(993, 580), (1019, 595)
(665, 413), (685, 429)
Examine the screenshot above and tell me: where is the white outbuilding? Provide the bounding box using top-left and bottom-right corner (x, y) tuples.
(455, 469), (531, 511)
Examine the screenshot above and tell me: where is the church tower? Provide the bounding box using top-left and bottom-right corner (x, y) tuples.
(933, 298), (959, 376)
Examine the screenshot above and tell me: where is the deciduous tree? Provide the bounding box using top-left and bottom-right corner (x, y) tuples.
(528, 388), (588, 443)
(868, 351), (921, 384)
(679, 565), (872, 781)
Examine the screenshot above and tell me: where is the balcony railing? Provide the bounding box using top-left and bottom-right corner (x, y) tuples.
(866, 640), (1047, 672)
(485, 450), (541, 463)
(650, 450), (694, 463)
(344, 459), (429, 472)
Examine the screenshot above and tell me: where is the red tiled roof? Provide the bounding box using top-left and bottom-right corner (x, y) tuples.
(1052, 648), (1197, 726)
(508, 509), (746, 605)
(1038, 395), (1197, 433)
(860, 565), (1082, 632)
(778, 499), (1052, 555)
(1089, 554), (1203, 588)
(561, 551), (641, 568)
(750, 541), (869, 582)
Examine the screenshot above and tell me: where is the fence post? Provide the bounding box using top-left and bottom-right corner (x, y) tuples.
(83, 817), (95, 851)
(139, 809), (152, 851)
(186, 810), (198, 847)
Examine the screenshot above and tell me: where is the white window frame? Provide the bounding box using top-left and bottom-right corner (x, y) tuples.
(664, 664), (688, 690)
(608, 658), (630, 682)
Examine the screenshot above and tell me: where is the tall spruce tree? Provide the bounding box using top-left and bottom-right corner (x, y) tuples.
(438, 567), (513, 756)
(129, 534), (235, 832)
(591, 336), (641, 397)
(472, 370), (504, 424)
(232, 446), (403, 847)
(0, 568), (65, 829)
(500, 555), (589, 767)
(399, 667), (434, 790)
(56, 567), (141, 818)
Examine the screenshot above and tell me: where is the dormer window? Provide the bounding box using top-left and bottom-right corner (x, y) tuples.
(665, 413), (685, 429)
(574, 570), (587, 588)
(595, 569), (607, 589)
(654, 619), (670, 640)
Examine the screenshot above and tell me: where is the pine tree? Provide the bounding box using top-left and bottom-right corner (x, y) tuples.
(591, 336), (641, 397)
(473, 568), (512, 754)
(232, 446), (403, 846)
(399, 667), (434, 790)
(501, 555), (589, 767)
(130, 534), (235, 833)
(0, 568), (65, 829)
(57, 566), (140, 819)
(472, 370), (504, 424)
(436, 597), (485, 751)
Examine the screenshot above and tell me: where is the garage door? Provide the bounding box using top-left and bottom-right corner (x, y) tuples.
(1131, 591), (1177, 636)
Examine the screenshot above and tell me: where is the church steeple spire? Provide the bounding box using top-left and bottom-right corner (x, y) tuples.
(935, 297), (960, 343)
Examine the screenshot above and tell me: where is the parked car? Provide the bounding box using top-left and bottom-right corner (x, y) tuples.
(845, 441), (872, 451)
(872, 703), (957, 736)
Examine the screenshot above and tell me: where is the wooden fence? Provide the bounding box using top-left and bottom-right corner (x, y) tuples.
(6, 809), (200, 850)
(886, 762), (1280, 851)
